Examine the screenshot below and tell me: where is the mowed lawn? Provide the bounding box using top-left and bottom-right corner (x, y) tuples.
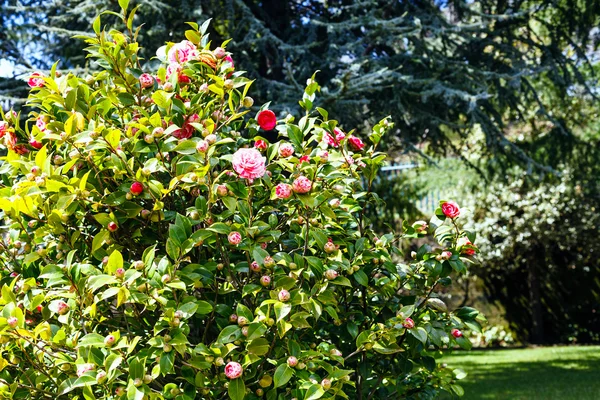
(443, 346), (600, 400)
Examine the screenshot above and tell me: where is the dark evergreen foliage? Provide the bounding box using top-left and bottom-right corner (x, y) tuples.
(2, 0), (600, 168)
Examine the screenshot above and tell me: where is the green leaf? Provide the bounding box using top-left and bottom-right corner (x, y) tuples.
(273, 364), (293, 388)
(247, 338), (270, 356)
(160, 352), (174, 374)
(304, 384), (325, 400)
(79, 333), (105, 347)
(274, 301), (292, 322)
(106, 250), (123, 274)
(93, 15), (101, 35)
(409, 327), (428, 344)
(228, 378), (245, 400)
(217, 325), (241, 344)
(118, 0), (130, 12)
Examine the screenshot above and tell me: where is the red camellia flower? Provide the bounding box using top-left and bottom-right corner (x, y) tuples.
(130, 181), (144, 196)
(348, 136), (365, 151)
(299, 155), (310, 164)
(0, 121), (8, 138)
(224, 362), (243, 379)
(254, 140), (268, 150)
(451, 328), (463, 338)
(172, 122), (194, 140)
(257, 110), (277, 131)
(29, 137), (43, 150)
(28, 72), (45, 88)
(441, 201), (460, 218)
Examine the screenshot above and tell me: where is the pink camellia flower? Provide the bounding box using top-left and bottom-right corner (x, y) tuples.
(168, 40), (198, 64)
(214, 47), (227, 59)
(299, 155), (310, 164)
(257, 110), (277, 131)
(402, 317), (415, 329)
(275, 183), (292, 199)
(223, 55), (235, 77)
(165, 63), (190, 83)
(441, 201), (460, 218)
(0, 121), (8, 138)
(292, 176), (312, 194)
(36, 116), (48, 133)
(139, 73), (154, 89)
(278, 142), (294, 158)
(451, 328), (463, 338)
(28, 72), (45, 88)
(224, 361), (243, 379)
(278, 289), (291, 302)
(7, 317), (18, 328)
(232, 148), (266, 180)
(254, 140), (268, 151)
(324, 127), (346, 148)
(57, 300), (69, 315)
(348, 136), (365, 151)
(196, 140), (209, 153)
(76, 363), (95, 377)
(228, 231), (242, 245)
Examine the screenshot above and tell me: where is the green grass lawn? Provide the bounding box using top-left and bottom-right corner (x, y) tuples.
(443, 346), (600, 400)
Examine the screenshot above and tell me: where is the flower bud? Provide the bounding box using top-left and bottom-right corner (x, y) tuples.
(278, 289), (290, 302)
(321, 378), (332, 390)
(104, 334), (116, 347)
(324, 269), (338, 281)
(260, 275), (271, 287)
(242, 96), (254, 108)
(287, 356), (298, 367)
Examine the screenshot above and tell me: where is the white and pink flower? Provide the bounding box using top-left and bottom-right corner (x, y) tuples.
(224, 362), (243, 379)
(228, 231), (242, 245)
(292, 176), (312, 194)
(232, 148), (266, 180)
(28, 72), (45, 88)
(278, 143), (294, 158)
(275, 183), (292, 199)
(168, 40), (198, 64)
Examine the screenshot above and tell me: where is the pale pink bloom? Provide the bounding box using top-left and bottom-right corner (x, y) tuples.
(196, 140), (209, 153)
(77, 363), (95, 377)
(278, 143), (294, 158)
(232, 148), (266, 180)
(224, 362), (243, 379)
(168, 40), (198, 64)
(278, 289), (290, 302)
(292, 176), (312, 194)
(275, 183), (292, 199)
(139, 73), (154, 89)
(228, 231), (242, 245)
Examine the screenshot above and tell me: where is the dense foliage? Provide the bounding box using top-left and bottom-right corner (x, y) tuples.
(0, 6), (483, 399)
(2, 0), (600, 169)
(468, 166), (600, 344)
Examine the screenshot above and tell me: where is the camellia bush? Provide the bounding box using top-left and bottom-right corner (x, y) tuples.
(0, 3), (483, 400)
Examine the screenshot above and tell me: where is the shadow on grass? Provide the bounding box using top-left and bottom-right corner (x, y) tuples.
(442, 347), (600, 400)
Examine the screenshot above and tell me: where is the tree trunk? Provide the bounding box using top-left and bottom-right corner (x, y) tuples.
(528, 263), (545, 343)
